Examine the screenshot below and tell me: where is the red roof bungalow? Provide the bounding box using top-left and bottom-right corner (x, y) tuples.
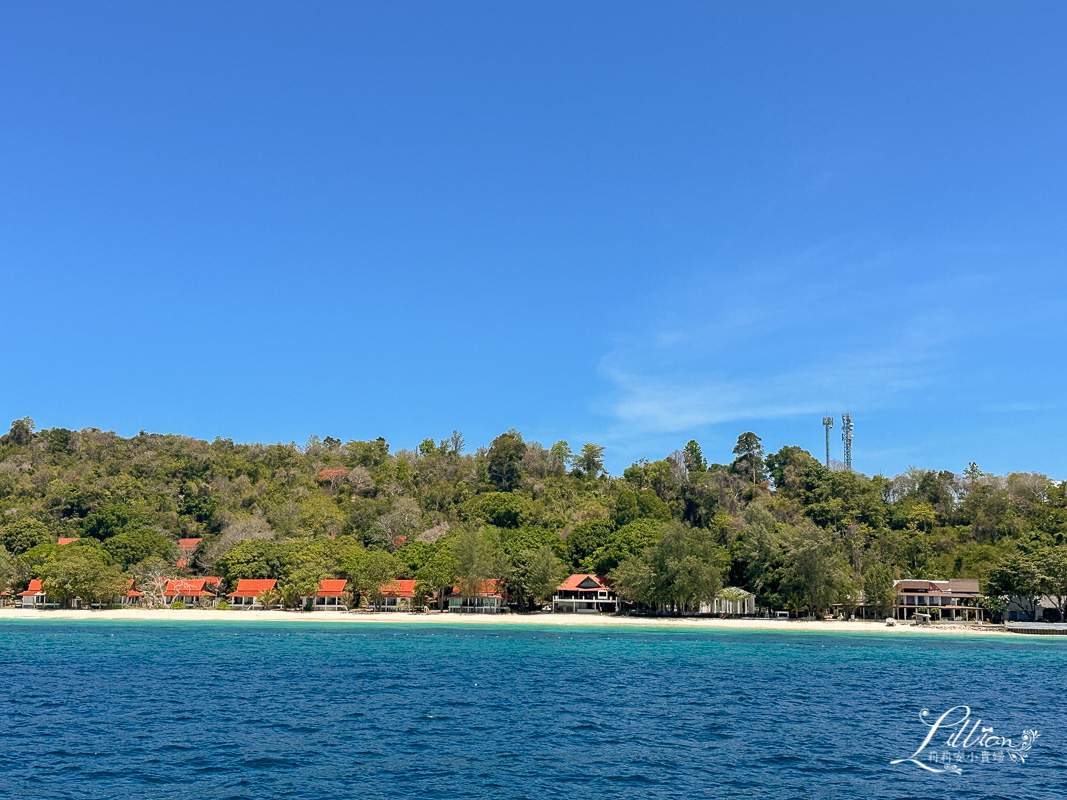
(552, 574), (618, 614)
(18, 579), (55, 609)
(308, 579), (349, 611)
(448, 579), (505, 614)
(57, 537), (80, 545)
(163, 578), (214, 607)
(228, 579), (277, 608)
(377, 579), (418, 611)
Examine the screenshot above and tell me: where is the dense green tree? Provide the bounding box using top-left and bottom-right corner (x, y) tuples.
(862, 562), (897, 618)
(499, 526), (566, 560)
(81, 504), (152, 540)
(780, 520), (850, 616)
(0, 545), (15, 593)
(103, 529), (176, 570)
(682, 440), (707, 474)
(344, 549), (399, 609)
(637, 489), (671, 521)
(37, 547), (128, 606)
(214, 540), (288, 585)
(467, 492), (531, 529)
(284, 537), (363, 581)
(415, 549), (460, 610)
(487, 431), (527, 491)
(507, 545), (566, 610)
(731, 432), (767, 485)
(585, 519), (661, 575)
(566, 518), (614, 568)
(1, 417), (35, 446)
(613, 487), (640, 528)
(611, 522), (722, 613)
(1039, 546), (1067, 619)
(732, 504), (783, 607)
(765, 446), (822, 493)
(393, 540), (434, 575)
(985, 552), (1043, 619)
(0, 518), (51, 555)
(575, 443), (606, 478)
(450, 527), (507, 595)
(549, 441), (573, 473)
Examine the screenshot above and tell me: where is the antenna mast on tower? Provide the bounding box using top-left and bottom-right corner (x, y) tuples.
(841, 413), (853, 472)
(821, 416), (834, 468)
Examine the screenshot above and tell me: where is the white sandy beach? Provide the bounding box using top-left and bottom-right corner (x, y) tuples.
(0, 607), (1006, 635)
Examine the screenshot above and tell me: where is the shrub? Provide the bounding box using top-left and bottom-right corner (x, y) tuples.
(215, 600), (229, 610)
(171, 600), (186, 609)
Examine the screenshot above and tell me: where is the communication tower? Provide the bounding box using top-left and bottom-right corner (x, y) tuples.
(821, 416), (834, 468)
(841, 413), (853, 472)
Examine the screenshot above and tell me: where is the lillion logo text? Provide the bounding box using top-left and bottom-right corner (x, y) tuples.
(890, 705), (1039, 775)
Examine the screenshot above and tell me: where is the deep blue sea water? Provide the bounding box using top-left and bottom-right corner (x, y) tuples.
(0, 621), (1063, 800)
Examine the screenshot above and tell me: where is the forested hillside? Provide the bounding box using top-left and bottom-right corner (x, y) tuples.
(1, 417), (1064, 615)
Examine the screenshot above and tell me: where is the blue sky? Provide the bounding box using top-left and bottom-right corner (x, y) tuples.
(2, 2), (1065, 478)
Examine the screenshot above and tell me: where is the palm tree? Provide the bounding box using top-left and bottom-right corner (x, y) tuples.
(256, 588), (279, 610)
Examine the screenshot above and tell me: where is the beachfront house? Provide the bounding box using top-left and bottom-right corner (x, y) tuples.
(700, 587), (757, 616)
(891, 579), (984, 622)
(18, 579), (55, 609)
(448, 580), (506, 614)
(378, 579), (417, 611)
(552, 574), (618, 613)
(228, 579), (277, 608)
(163, 578), (214, 607)
(310, 579), (349, 611)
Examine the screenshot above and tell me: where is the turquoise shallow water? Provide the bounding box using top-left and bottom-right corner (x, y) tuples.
(0, 621), (1063, 800)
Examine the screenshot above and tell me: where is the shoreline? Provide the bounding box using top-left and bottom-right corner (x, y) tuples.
(0, 607), (1008, 635)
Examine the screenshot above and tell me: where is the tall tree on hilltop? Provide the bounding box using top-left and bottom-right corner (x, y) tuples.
(731, 432), (767, 485)
(576, 443), (606, 478)
(683, 440), (707, 474)
(487, 431), (527, 491)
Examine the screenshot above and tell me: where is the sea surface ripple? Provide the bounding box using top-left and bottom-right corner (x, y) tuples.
(0, 620), (1064, 799)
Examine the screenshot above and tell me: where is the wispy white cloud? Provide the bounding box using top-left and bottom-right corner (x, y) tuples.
(598, 329), (943, 434)
(593, 238), (970, 438)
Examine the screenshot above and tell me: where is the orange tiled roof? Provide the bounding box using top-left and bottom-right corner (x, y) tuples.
(228, 579), (277, 598)
(18, 579), (44, 597)
(164, 579), (207, 597)
(57, 537), (80, 545)
(380, 579), (417, 599)
(557, 574), (610, 592)
(177, 538), (202, 553)
(451, 579), (504, 598)
(317, 579), (348, 598)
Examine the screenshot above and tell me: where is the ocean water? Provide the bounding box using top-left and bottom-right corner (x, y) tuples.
(0, 621), (1063, 800)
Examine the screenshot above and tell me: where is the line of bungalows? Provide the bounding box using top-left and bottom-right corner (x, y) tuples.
(15, 573), (990, 620)
(10, 574), (626, 614)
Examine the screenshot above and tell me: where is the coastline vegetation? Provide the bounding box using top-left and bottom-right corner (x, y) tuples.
(1, 417), (1065, 617)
